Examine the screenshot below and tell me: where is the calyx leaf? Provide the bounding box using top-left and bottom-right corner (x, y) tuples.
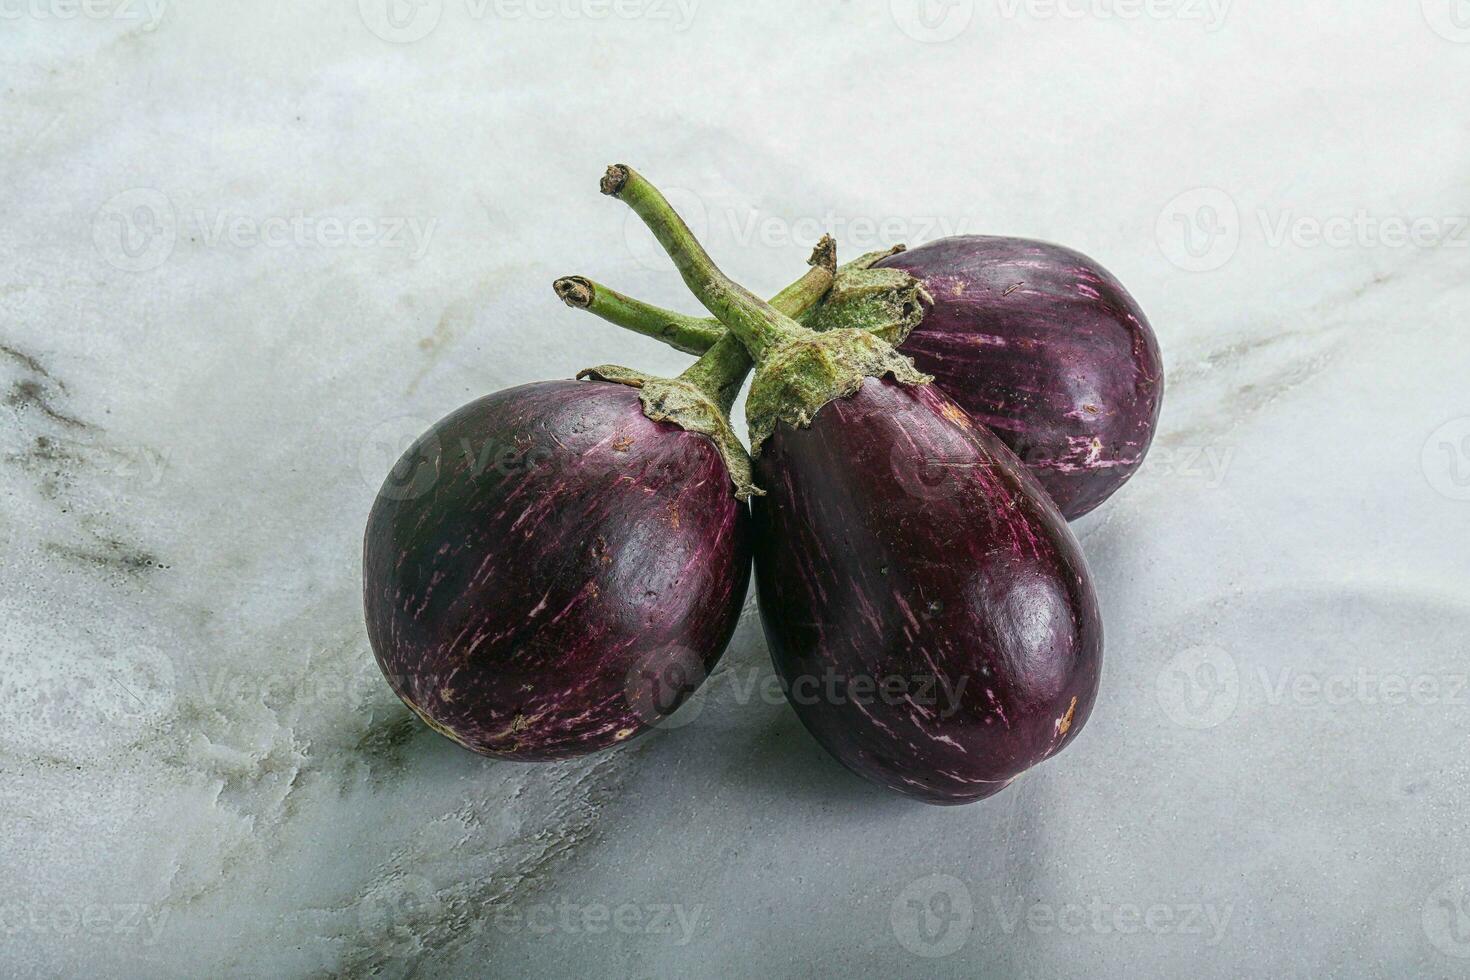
(578, 366), (761, 501)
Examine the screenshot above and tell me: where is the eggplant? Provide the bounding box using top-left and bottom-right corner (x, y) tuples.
(877, 237), (1163, 519)
(751, 377), (1102, 803)
(363, 379), (749, 759)
(605, 165), (1104, 803)
(363, 251), (835, 760)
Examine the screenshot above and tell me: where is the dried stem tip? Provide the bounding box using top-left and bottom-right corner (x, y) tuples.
(600, 165), (631, 197)
(810, 234), (838, 274)
(554, 277), (595, 309)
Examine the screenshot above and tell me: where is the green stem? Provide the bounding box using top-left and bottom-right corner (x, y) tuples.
(673, 334), (750, 416)
(559, 236), (837, 416)
(554, 234), (836, 357)
(553, 277), (723, 356)
(602, 165), (814, 362)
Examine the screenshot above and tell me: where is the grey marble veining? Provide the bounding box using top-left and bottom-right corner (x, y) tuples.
(2, 2), (1468, 977)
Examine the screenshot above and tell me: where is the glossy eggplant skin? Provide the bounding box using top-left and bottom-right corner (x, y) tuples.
(877, 236), (1163, 520)
(364, 380), (750, 761)
(752, 378), (1102, 804)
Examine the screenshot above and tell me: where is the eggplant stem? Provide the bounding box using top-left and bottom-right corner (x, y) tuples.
(558, 236), (838, 416)
(602, 164), (814, 362)
(554, 276), (722, 356)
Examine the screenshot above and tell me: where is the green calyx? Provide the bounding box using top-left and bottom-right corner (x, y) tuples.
(563, 236), (840, 500)
(600, 164), (933, 457)
(744, 328), (932, 453)
(577, 356), (762, 501)
(802, 246), (934, 347)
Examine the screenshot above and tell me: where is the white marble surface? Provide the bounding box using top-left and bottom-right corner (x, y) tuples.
(3, 2), (1469, 976)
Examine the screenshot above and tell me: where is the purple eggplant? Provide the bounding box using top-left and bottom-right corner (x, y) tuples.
(606, 165), (1104, 804)
(363, 380), (749, 760)
(876, 237), (1163, 519)
(751, 378), (1102, 803)
(363, 246), (835, 761)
